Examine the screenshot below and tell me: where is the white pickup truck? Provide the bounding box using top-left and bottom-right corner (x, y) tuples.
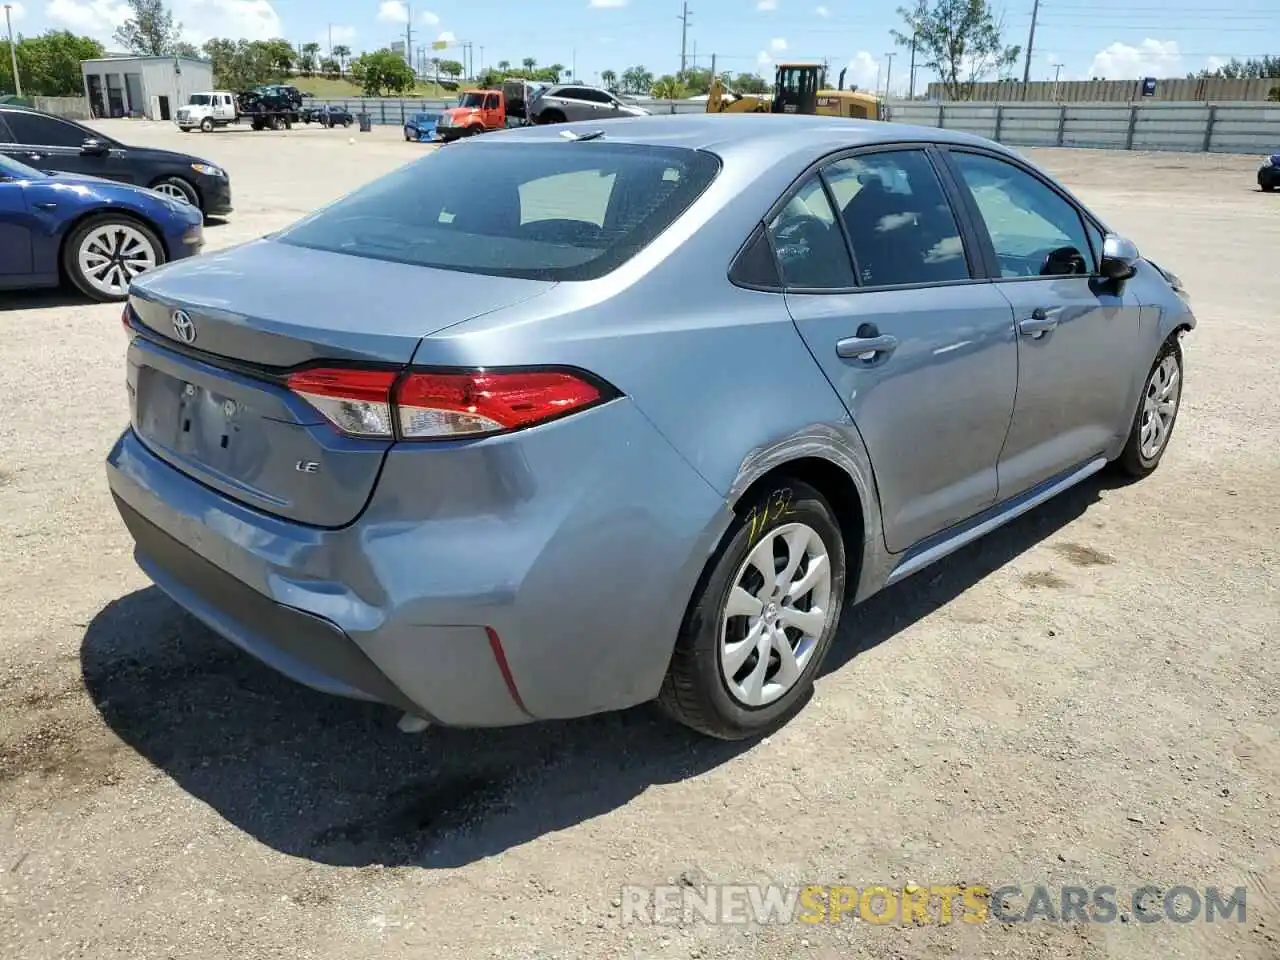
(175, 92), (238, 132)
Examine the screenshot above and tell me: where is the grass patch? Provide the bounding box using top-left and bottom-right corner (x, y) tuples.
(292, 76), (455, 99)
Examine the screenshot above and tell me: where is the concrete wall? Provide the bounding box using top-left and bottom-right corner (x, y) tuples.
(926, 77), (1280, 103)
(32, 96), (91, 120)
(888, 100), (1280, 155)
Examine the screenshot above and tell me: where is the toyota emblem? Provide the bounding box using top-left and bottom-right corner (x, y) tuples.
(172, 310), (196, 344)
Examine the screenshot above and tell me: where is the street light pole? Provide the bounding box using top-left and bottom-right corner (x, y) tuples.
(883, 51), (895, 100)
(4, 4), (20, 98)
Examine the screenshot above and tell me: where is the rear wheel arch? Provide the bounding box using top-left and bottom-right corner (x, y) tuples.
(728, 457), (867, 594)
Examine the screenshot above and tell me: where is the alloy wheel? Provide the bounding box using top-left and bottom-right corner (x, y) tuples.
(153, 182), (191, 203)
(1140, 353), (1181, 460)
(77, 224), (158, 298)
(720, 522), (834, 708)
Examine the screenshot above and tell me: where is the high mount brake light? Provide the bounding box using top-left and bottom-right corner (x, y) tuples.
(286, 367), (609, 440)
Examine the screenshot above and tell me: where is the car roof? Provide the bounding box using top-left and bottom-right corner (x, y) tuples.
(487, 112), (1009, 164)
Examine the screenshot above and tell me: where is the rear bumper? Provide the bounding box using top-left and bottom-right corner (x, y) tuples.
(105, 398), (730, 728)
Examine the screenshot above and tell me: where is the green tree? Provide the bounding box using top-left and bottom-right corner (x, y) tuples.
(734, 71), (770, 94)
(1189, 56), (1280, 80)
(299, 41), (321, 77)
(202, 37), (296, 90)
(0, 30), (105, 97)
(891, 0), (1020, 100)
(496, 59), (511, 72)
(355, 49), (416, 96)
(600, 68), (617, 91)
(522, 57), (537, 71)
(439, 59), (464, 79)
(651, 75), (687, 99)
(332, 44), (351, 76)
(114, 0), (184, 57)
(320, 57), (340, 78)
(620, 65), (654, 95)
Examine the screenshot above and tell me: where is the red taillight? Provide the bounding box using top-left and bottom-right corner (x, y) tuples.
(286, 367), (607, 440)
(287, 368), (398, 438)
(122, 305), (133, 334)
(397, 370), (603, 439)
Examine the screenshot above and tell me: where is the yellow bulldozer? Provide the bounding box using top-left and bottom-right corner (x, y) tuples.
(707, 62), (881, 120)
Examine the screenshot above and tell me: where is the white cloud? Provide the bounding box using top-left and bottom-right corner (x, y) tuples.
(1089, 39), (1182, 79)
(323, 24), (356, 47)
(419, 10), (440, 24)
(436, 30), (456, 44)
(815, 4), (829, 16)
(757, 0), (778, 9)
(842, 51), (879, 92)
(45, 0), (130, 40)
(588, 0), (628, 7)
(757, 50), (773, 67)
(770, 37), (787, 53)
(181, 1), (282, 44)
(377, 0), (409, 23)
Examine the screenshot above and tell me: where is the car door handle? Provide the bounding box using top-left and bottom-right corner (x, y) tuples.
(1017, 307), (1062, 338)
(33, 202), (57, 211)
(836, 333), (899, 361)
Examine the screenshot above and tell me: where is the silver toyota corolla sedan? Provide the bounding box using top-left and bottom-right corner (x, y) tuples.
(107, 114), (1195, 740)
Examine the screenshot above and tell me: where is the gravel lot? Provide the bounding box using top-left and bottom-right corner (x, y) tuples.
(1, 120), (1276, 960)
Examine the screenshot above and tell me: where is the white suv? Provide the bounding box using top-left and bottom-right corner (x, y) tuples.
(177, 92), (238, 133)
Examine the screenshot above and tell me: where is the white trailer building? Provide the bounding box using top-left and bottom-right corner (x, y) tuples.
(80, 55), (215, 122)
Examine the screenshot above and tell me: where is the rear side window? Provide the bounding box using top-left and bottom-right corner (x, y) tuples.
(766, 175), (856, 288)
(277, 142), (720, 281)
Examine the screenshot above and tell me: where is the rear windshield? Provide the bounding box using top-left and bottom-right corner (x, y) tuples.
(276, 141), (721, 281)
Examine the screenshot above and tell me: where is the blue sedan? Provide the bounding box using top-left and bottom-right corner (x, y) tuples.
(403, 111), (438, 142)
(0, 152), (204, 302)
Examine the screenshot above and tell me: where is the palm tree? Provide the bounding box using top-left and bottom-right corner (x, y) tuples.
(522, 57), (537, 72)
(300, 42), (321, 77)
(332, 44), (351, 76)
(497, 59), (511, 72)
(601, 69), (617, 91)
(651, 75), (685, 100)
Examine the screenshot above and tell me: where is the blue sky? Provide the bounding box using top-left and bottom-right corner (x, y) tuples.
(6, 0), (1279, 93)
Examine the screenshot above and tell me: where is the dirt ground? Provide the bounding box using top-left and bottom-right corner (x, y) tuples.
(0, 120), (1276, 960)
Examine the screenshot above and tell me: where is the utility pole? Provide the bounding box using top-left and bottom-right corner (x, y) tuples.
(907, 33), (917, 99)
(328, 24), (333, 59)
(1052, 61), (1064, 100)
(883, 51), (895, 99)
(678, 1), (692, 80)
(405, 2), (414, 70)
(3, 4), (19, 98)
(1022, 0), (1040, 84)
(710, 52), (716, 80)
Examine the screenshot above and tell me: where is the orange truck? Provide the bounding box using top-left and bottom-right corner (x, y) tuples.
(433, 89), (508, 141)
(432, 79), (546, 142)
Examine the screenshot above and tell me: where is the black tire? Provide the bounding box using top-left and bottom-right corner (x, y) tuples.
(657, 479), (847, 740)
(1263, 183), (1276, 193)
(251, 119), (265, 131)
(62, 214), (165, 303)
(343, 118), (352, 128)
(1115, 337), (1184, 478)
(199, 117), (214, 132)
(150, 175), (200, 210)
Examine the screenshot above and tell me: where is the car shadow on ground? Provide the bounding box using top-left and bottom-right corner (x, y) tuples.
(202, 216), (230, 228)
(0, 289), (94, 311)
(81, 472), (1114, 870)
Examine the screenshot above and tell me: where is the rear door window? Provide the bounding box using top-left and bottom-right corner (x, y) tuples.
(5, 111), (89, 148)
(824, 150), (970, 287)
(277, 141), (720, 281)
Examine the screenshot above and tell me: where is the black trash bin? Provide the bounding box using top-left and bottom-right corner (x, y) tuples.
(357, 112), (372, 133)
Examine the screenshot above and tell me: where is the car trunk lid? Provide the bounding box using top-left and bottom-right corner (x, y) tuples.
(125, 239), (555, 527)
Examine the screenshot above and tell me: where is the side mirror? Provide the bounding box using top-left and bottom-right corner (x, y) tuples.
(1100, 233), (1139, 280)
(81, 138), (109, 156)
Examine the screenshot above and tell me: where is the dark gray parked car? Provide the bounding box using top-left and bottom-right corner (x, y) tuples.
(529, 84), (650, 124)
